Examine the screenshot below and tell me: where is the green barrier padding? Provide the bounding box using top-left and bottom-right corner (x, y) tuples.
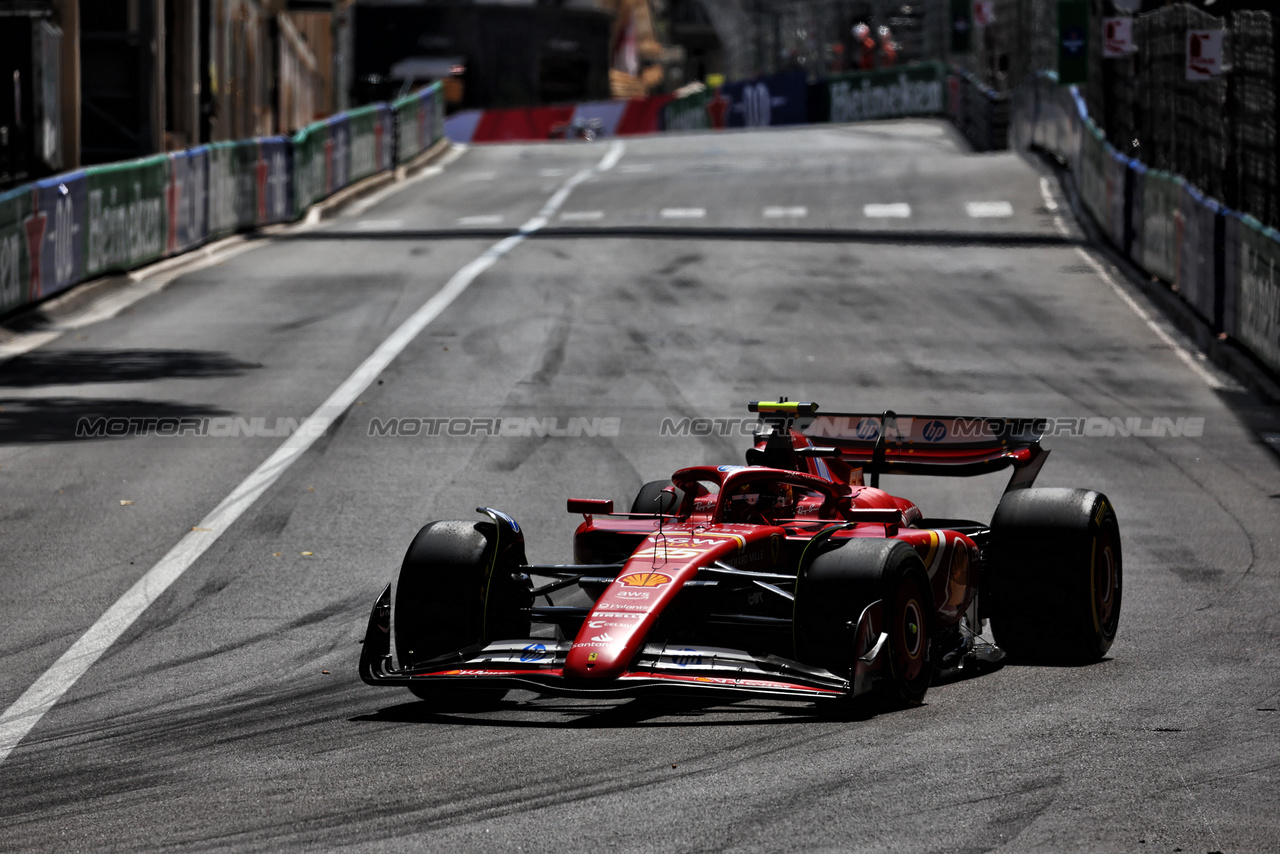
(84, 155), (169, 279)
(827, 61), (947, 124)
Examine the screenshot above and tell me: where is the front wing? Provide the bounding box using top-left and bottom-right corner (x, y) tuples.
(362, 640), (883, 702)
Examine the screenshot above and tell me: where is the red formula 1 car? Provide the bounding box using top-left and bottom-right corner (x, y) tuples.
(359, 401), (1122, 711)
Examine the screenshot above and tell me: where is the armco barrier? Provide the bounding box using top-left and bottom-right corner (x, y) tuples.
(1, 93), (442, 322)
(947, 66), (1008, 152)
(1177, 183), (1221, 327)
(394, 82), (445, 165)
(1141, 169), (1183, 287)
(1235, 216), (1280, 374)
(1017, 71), (1280, 379)
(0, 185), (33, 314)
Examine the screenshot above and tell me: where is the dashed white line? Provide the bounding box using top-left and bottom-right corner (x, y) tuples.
(560, 211), (605, 222)
(461, 171), (497, 181)
(620, 164), (654, 173)
(356, 219), (403, 230)
(965, 201), (1014, 218)
(0, 139), (628, 767)
(863, 203), (911, 218)
(763, 206), (808, 219)
(539, 168), (567, 177)
(457, 214), (504, 226)
(660, 208), (705, 219)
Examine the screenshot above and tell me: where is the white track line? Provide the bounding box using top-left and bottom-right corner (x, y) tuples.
(457, 214), (503, 226)
(660, 208), (705, 219)
(966, 200), (1013, 218)
(1036, 176), (1231, 391)
(560, 211), (604, 222)
(762, 206), (807, 218)
(0, 141), (626, 766)
(863, 203), (911, 218)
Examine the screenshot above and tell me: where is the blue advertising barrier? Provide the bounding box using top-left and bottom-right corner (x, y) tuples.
(722, 70), (808, 128)
(31, 172), (88, 301)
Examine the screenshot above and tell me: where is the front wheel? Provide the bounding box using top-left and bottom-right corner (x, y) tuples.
(795, 538), (934, 708)
(987, 488), (1122, 663)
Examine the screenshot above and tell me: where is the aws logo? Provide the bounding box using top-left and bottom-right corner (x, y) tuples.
(617, 572), (672, 588)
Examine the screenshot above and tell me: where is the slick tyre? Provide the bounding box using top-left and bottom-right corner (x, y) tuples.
(988, 488), (1122, 664)
(630, 480), (677, 514)
(795, 539), (934, 708)
(393, 520), (530, 708)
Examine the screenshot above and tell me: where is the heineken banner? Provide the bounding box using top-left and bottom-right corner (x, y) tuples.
(1236, 216), (1280, 375)
(1140, 169), (1183, 286)
(0, 185), (33, 314)
(662, 88), (712, 132)
(166, 147), (209, 255)
(84, 156), (168, 279)
(32, 173), (88, 301)
(828, 62), (946, 125)
(723, 70), (807, 128)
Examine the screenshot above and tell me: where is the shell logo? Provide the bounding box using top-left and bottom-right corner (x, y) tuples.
(618, 572), (672, 588)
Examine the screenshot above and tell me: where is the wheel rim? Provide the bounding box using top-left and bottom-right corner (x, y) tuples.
(1092, 529), (1119, 635)
(893, 578), (927, 683)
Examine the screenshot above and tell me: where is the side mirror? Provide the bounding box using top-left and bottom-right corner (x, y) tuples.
(567, 498), (614, 516)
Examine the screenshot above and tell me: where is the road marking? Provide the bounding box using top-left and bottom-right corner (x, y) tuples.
(560, 211), (604, 221)
(461, 171), (496, 181)
(356, 219), (403, 230)
(458, 214), (504, 226)
(763, 206), (807, 218)
(863, 203), (911, 218)
(965, 200), (1013, 218)
(0, 140), (627, 767)
(620, 163), (654, 173)
(660, 208), (705, 219)
(1037, 175), (1233, 392)
(1039, 176), (1071, 236)
(539, 168), (567, 177)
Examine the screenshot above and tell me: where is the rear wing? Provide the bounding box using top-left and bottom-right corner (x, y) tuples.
(748, 402), (1049, 492)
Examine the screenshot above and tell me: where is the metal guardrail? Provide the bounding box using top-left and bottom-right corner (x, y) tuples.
(0, 82), (443, 318)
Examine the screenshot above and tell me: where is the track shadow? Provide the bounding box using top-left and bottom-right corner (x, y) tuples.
(0, 349), (260, 387)
(0, 397), (231, 444)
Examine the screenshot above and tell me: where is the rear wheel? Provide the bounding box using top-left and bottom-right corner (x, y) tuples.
(987, 488), (1122, 663)
(393, 520), (530, 709)
(795, 539), (934, 708)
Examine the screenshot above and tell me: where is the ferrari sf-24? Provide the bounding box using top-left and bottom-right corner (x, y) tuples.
(359, 401), (1122, 711)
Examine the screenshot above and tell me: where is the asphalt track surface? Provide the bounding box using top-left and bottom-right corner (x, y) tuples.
(2, 122), (1278, 852)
